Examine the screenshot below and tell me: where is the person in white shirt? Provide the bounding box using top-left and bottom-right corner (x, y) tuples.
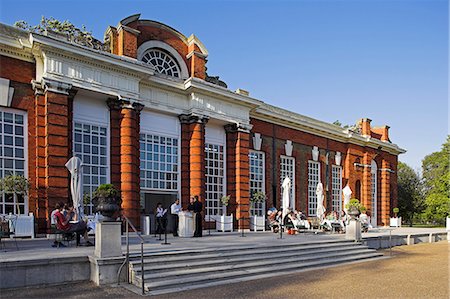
(170, 199), (181, 237)
(155, 203), (167, 234)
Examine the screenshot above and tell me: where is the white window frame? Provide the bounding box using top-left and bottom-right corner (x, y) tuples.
(280, 155), (295, 210)
(371, 160), (378, 226)
(0, 107), (28, 215)
(308, 160), (321, 216)
(205, 143), (225, 216)
(249, 150), (265, 217)
(139, 131), (179, 193)
(73, 118), (110, 215)
(331, 165), (342, 212)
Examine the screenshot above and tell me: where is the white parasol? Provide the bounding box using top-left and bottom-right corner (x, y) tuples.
(316, 182), (326, 221)
(281, 176), (291, 220)
(65, 156), (84, 219)
(343, 184), (352, 213)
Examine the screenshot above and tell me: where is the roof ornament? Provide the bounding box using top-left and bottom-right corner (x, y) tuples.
(14, 16), (110, 51)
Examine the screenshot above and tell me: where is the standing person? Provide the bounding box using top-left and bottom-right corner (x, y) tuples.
(187, 196), (195, 212)
(170, 198), (181, 237)
(192, 195), (203, 237)
(155, 202), (167, 234)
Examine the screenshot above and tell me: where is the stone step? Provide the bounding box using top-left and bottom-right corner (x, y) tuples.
(131, 244), (368, 273)
(129, 241), (363, 267)
(128, 239), (355, 260)
(140, 252), (384, 295)
(134, 248), (378, 282)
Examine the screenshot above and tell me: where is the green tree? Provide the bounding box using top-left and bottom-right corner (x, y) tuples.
(397, 161), (424, 226)
(421, 136), (450, 224)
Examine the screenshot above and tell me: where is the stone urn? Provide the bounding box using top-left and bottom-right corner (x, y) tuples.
(92, 184), (121, 221)
(347, 207), (361, 219)
(94, 196), (121, 221)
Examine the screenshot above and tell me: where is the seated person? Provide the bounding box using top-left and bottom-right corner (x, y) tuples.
(50, 203), (65, 247)
(267, 208), (281, 233)
(359, 210), (371, 232)
(294, 210), (310, 229)
(54, 202), (93, 246)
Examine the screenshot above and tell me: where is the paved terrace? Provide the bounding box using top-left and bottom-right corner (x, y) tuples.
(1, 227), (447, 262)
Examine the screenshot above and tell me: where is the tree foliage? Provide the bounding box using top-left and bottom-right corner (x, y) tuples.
(397, 162), (424, 225)
(421, 136), (450, 224)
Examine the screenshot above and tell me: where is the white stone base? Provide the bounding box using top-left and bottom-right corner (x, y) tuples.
(345, 219), (361, 241)
(95, 221), (122, 258)
(89, 256), (126, 285)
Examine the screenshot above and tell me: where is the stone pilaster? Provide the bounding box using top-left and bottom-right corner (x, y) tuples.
(178, 114), (208, 207)
(225, 123), (252, 229)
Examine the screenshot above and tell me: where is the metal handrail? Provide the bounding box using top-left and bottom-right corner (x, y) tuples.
(117, 215), (145, 295)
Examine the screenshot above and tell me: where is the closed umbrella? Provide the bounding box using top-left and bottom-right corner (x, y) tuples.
(343, 185), (352, 213)
(65, 156), (84, 219)
(281, 176), (291, 221)
(316, 182), (326, 221)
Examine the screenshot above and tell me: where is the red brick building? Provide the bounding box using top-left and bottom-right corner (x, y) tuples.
(0, 14), (405, 232)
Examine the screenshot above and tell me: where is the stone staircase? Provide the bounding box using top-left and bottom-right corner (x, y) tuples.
(128, 239), (384, 295)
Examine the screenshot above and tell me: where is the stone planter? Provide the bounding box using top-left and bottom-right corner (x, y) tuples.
(446, 217), (450, 231)
(251, 215), (266, 231)
(348, 207), (361, 219)
(217, 214), (233, 232)
(390, 217), (402, 227)
(94, 196), (121, 221)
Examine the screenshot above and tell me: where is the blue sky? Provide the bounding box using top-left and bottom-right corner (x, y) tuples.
(0, 0), (448, 170)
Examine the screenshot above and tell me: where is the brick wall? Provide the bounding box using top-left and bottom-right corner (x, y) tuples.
(251, 117), (399, 225)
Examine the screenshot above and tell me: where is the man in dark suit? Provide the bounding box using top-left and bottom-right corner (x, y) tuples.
(192, 195), (203, 237)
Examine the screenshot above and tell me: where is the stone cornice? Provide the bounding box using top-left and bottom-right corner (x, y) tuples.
(184, 77), (263, 109)
(30, 32), (154, 77)
(252, 105), (406, 156)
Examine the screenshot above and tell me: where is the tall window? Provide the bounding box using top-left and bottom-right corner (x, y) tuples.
(141, 49), (180, 77)
(0, 108), (27, 215)
(205, 143), (224, 216)
(73, 122), (108, 215)
(249, 151), (265, 216)
(308, 161), (320, 216)
(139, 133), (179, 191)
(280, 156), (295, 210)
(331, 165), (342, 212)
(371, 160), (378, 226)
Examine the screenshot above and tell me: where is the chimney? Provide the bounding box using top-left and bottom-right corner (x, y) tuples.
(359, 118), (372, 136)
(381, 125), (390, 142)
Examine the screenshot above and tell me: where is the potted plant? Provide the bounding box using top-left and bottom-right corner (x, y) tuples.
(0, 174), (30, 215)
(250, 191), (266, 231)
(390, 207), (402, 227)
(92, 184), (121, 221)
(217, 195), (233, 232)
(345, 198), (362, 219)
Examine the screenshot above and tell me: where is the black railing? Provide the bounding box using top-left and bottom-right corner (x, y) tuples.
(117, 215), (145, 295)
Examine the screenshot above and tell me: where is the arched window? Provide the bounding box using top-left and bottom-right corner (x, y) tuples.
(141, 49), (180, 77)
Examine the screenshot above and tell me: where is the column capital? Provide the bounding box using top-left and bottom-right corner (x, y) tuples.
(31, 80), (44, 96)
(224, 123), (252, 134)
(107, 98), (144, 113)
(42, 78), (73, 95)
(178, 113), (209, 125)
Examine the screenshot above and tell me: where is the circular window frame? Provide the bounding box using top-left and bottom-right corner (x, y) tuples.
(137, 40), (189, 79)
